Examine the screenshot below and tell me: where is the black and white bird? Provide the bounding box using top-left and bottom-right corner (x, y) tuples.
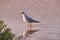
(19, 11), (40, 29)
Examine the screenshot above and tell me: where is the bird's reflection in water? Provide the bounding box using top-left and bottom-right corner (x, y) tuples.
(17, 29), (39, 40)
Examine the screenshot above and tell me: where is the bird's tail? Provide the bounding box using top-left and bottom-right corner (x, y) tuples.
(34, 20), (40, 23)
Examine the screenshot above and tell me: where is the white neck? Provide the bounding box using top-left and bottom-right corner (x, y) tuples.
(22, 13), (27, 22)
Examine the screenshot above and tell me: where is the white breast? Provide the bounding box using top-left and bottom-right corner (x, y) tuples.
(23, 14), (27, 22)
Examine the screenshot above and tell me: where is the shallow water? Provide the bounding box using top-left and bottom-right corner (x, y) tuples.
(22, 25), (60, 40)
(12, 24), (60, 40)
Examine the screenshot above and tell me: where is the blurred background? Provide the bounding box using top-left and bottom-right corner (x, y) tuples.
(0, 0), (60, 40)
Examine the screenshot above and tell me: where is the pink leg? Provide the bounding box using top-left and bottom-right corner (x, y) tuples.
(29, 23), (32, 30)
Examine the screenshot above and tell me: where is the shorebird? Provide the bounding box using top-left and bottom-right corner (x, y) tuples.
(19, 11), (40, 29)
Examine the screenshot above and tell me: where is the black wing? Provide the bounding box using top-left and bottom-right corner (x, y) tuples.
(26, 16), (40, 23)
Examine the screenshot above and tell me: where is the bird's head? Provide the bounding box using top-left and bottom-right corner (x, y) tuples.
(19, 11), (24, 15)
